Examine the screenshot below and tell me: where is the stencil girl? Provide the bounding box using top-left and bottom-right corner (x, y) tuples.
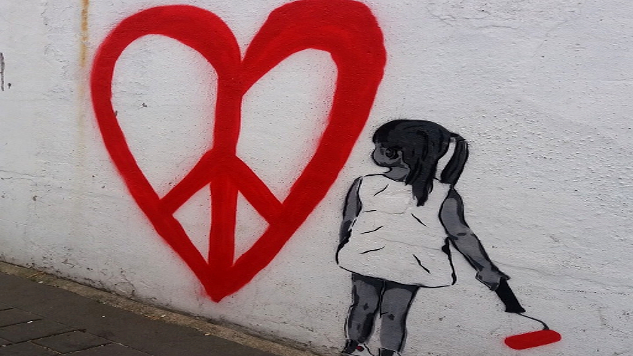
(336, 120), (527, 356)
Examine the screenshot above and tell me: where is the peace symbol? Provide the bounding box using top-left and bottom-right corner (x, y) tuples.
(91, 0), (386, 301)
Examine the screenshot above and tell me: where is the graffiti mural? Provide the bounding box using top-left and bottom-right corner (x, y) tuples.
(337, 120), (561, 355)
(90, 0), (386, 302)
(91, 0), (562, 353)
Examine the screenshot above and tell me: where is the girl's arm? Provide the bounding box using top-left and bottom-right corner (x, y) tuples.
(439, 188), (509, 291)
(338, 177), (363, 247)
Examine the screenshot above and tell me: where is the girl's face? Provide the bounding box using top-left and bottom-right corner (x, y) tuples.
(372, 143), (403, 167)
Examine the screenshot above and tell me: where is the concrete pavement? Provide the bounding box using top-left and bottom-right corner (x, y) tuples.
(0, 262), (317, 356)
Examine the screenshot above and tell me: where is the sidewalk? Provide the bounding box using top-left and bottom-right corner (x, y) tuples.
(0, 262), (313, 356)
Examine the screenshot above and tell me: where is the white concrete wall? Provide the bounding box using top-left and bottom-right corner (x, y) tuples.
(1, 0), (632, 355)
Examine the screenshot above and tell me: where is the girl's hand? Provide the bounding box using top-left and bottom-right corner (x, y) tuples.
(476, 267), (510, 291)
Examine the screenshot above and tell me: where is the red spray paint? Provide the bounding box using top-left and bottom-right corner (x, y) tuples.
(91, 0), (386, 302)
(505, 329), (562, 350)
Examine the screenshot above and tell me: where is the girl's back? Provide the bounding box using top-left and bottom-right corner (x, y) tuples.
(337, 174), (454, 287)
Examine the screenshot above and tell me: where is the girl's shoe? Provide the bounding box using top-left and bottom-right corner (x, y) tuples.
(378, 349), (401, 356)
(341, 340), (374, 356)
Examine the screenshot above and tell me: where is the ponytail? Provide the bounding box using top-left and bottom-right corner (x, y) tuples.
(440, 133), (469, 187)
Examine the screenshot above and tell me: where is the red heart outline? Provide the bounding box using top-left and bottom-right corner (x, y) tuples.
(91, 0), (385, 301)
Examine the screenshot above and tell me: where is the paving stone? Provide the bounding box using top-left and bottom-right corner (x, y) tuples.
(0, 274), (97, 319)
(0, 309), (40, 327)
(0, 272), (282, 356)
(34, 331), (110, 353)
(68, 343), (150, 355)
(0, 281), (276, 355)
(0, 319), (75, 343)
(75, 311), (278, 356)
(0, 337), (10, 346)
(0, 342), (58, 356)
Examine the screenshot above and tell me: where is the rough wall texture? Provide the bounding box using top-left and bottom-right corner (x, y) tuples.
(1, 0), (631, 355)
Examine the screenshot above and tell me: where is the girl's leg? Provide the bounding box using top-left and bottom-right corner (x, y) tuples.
(345, 273), (383, 345)
(379, 281), (419, 353)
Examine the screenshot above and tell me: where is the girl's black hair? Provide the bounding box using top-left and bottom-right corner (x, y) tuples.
(372, 119), (469, 206)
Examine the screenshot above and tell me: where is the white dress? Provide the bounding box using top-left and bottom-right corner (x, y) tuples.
(337, 174), (455, 287)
